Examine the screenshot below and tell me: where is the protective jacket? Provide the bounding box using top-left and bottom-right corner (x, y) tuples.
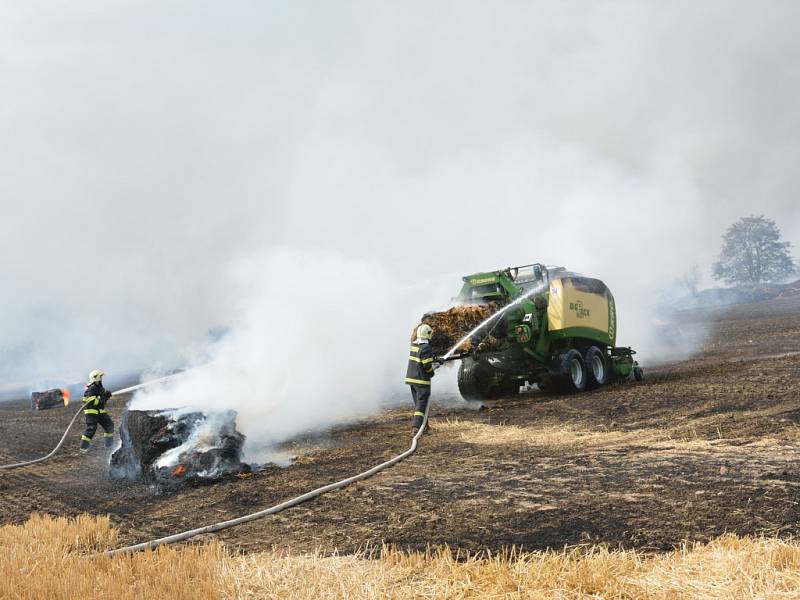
(405, 340), (435, 386)
(83, 382), (112, 415)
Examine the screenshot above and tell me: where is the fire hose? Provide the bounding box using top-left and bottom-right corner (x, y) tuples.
(3, 301), (520, 554)
(0, 375), (180, 471)
(0, 366), (439, 555)
(96, 351), (480, 555)
(99, 396), (434, 556)
(98, 357), (476, 555)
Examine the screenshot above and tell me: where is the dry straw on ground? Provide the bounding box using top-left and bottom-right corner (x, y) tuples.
(3, 514), (800, 599)
(0, 514), (220, 600)
(433, 418), (670, 450)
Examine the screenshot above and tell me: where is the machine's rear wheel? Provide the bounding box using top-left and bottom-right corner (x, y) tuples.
(556, 349), (587, 393)
(585, 346), (608, 389)
(457, 358), (494, 401)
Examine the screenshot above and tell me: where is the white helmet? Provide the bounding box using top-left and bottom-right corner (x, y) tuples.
(416, 324), (433, 340)
(88, 370), (105, 383)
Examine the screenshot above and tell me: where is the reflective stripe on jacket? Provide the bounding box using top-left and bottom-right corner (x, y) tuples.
(405, 341), (434, 385)
(83, 382), (112, 414)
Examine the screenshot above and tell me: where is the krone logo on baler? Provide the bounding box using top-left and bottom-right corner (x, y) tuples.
(469, 276), (497, 285)
(569, 300), (591, 319)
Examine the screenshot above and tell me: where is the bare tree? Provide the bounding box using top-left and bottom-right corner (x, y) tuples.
(712, 215), (795, 285)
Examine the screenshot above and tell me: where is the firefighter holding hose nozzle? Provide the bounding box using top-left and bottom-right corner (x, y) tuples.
(79, 370), (114, 453)
(405, 324), (444, 435)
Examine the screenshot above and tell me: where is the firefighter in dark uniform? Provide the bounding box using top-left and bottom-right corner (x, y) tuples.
(80, 369), (114, 452)
(405, 324), (443, 435)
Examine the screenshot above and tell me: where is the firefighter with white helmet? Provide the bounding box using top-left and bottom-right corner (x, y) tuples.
(404, 324), (444, 434)
(80, 370), (114, 452)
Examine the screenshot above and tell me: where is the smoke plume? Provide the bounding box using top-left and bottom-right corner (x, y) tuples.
(130, 249), (423, 460)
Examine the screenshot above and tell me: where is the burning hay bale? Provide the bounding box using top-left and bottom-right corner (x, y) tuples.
(30, 388), (70, 410)
(417, 303), (504, 356)
(110, 409), (248, 490)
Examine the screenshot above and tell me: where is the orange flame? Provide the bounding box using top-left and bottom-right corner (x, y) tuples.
(61, 388), (71, 407)
(172, 464), (187, 477)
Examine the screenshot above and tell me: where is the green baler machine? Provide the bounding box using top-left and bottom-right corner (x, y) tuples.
(432, 263), (642, 401)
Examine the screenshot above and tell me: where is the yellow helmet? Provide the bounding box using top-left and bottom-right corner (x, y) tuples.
(88, 370), (105, 383)
(416, 324), (433, 340)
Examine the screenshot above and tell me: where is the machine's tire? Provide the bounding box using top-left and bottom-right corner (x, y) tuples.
(556, 349), (587, 393)
(633, 366), (644, 382)
(457, 358), (494, 401)
(585, 346), (608, 389)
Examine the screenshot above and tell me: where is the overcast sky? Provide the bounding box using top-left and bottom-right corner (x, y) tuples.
(1, 1), (798, 386)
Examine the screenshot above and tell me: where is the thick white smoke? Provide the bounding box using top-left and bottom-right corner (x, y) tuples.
(130, 249), (423, 461)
